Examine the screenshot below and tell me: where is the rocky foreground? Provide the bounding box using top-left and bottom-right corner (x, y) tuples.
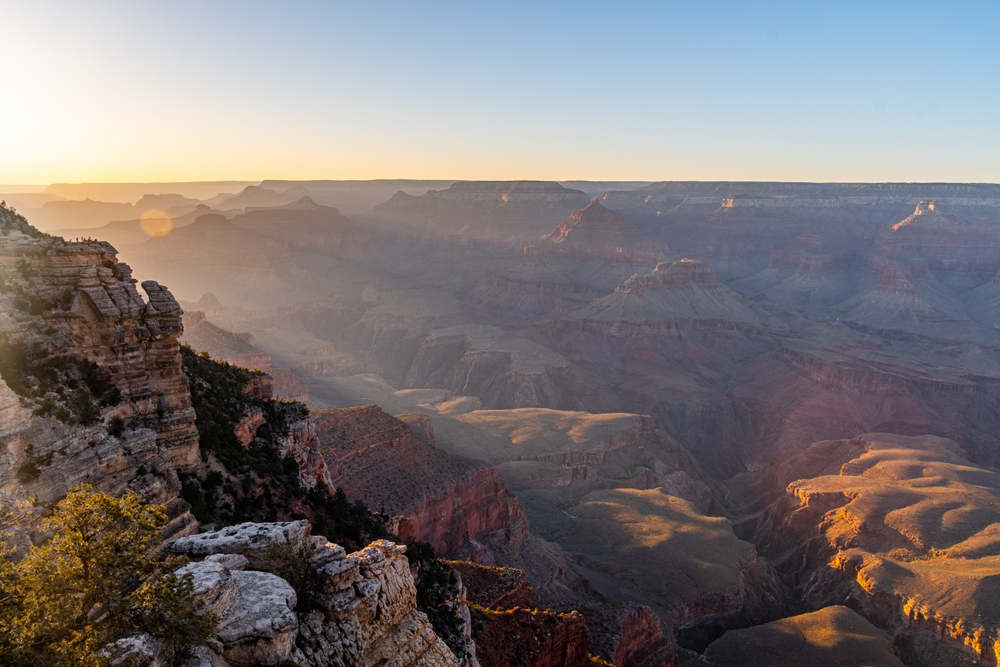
(111, 521), (460, 667)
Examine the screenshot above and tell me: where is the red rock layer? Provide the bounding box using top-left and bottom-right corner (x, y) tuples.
(312, 405), (528, 556)
(452, 561), (677, 667)
(471, 606), (590, 667)
(449, 561), (541, 609)
(577, 603), (678, 667)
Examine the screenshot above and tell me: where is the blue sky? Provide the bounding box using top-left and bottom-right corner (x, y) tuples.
(1, 1), (998, 182)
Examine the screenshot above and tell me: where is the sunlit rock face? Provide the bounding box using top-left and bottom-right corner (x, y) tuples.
(735, 433), (1000, 667)
(167, 522), (461, 667)
(704, 606), (904, 667)
(0, 207), (199, 537)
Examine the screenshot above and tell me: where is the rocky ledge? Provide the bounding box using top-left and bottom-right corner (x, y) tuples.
(110, 520), (462, 667)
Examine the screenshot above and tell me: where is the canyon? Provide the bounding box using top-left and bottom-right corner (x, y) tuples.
(6, 178), (1000, 666)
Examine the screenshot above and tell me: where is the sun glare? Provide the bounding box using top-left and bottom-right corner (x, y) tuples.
(139, 209), (173, 237)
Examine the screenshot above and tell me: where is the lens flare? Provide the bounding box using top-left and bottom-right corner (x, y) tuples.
(139, 209), (173, 237)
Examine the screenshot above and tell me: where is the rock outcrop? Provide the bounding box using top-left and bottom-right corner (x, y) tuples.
(180, 556), (299, 666)
(166, 521), (461, 667)
(169, 520), (312, 569)
(0, 206), (199, 536)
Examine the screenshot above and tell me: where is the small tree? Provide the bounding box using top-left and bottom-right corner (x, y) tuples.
(0, 485), (216, 667)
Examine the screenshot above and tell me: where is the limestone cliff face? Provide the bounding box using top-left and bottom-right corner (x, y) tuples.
(313, 406), (528, 559)
(158, 522), (462, 667)
(0, 217), (198, 468)
(0, 208), (198, 536)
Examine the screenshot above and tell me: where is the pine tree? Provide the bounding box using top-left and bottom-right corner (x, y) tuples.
(0, 485), (216, 666)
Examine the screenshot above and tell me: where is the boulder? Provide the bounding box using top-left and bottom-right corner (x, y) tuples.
(169, 521), (311, 569)
(177, 559), (298, 667)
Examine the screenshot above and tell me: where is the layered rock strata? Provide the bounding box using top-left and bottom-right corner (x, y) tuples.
(577, 603), (678, 667)
(312, 405), (528, 559)
(361, 181), (592, 240)
(452, 561), (677, 667)
(465, 199), (666, 321)
(167, 521), (461, 667)
(0, 207), (199, 535)
(740, 433), (1000, 667)
(470, 606), (590, 667)
(0, 216), (198, 468)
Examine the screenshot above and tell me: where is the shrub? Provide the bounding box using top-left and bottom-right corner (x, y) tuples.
(180, 345), (392, 549)
(108, 416), (126, 438)
(0, 339), (121, 425)
(0, 485), (215, 667)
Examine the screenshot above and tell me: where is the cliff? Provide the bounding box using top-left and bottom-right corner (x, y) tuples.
(470, 606), (590, 667)
(448, 549), (683, 667)
(0, 204), (198, 536)
(313, 405), (528, 559)
(577, 603), (679, 667)
(152, 521), (461, 667)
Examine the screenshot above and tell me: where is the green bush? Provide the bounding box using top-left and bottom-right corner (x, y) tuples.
(0, 339), (121, 425)
(180, 345), (392, 549)
(0, 486), (215, 667)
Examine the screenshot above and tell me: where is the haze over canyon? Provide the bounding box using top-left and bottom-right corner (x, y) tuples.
(3, 176), (1000, 667)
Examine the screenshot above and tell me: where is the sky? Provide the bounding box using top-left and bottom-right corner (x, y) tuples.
(1, 1), (999, 184)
